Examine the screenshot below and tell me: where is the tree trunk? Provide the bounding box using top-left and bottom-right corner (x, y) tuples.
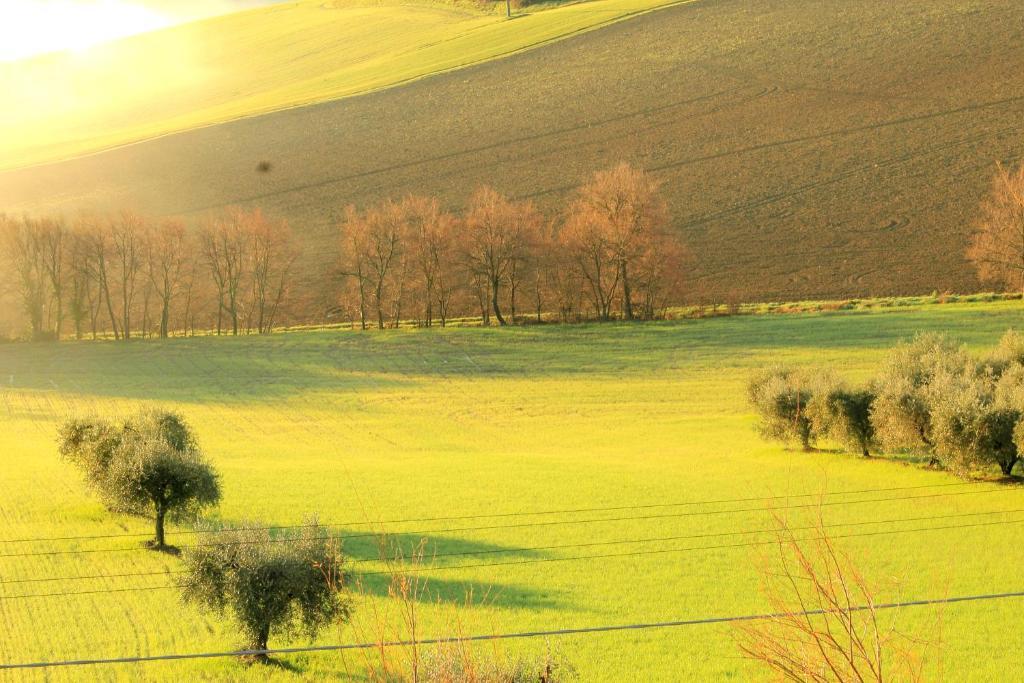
(122, 275), (131, 341)
(1001, 457), (1018, 476)
(248, 624), (271, 663)
(160, 297), (170, 338)
(101, 277), (120, 340)
(621, 260), (634, 320)
(375, 282), (385, 330)
(490, 275), (506, 326)
(154, 505), (166, 549)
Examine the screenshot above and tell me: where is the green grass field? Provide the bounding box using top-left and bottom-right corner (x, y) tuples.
(2, 300), (1024, 680)
(0, 0), (688, 170)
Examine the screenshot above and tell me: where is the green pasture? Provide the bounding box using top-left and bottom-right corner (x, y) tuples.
(1, 300), (1024, 680)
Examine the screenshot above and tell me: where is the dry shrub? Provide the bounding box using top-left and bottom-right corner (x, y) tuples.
(734, 511), (936, 682)
(344, 538), (576, 682)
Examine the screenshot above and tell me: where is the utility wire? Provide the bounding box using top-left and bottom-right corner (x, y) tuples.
(0, 486), (1011, 560)
(2, 505), (1022, 586)
(3, 589), (1023, 669)
(0, 480), (985, 545)
(4, 514), (1023, 601)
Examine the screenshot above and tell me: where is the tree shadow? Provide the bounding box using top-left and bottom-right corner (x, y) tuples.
(194, 520), (573, 612)
(144, 541), (182, 556)
(340, 530), (569, 611)
(250, 655), (302, 673)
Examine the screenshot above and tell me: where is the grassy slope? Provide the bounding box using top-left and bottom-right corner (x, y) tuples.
(2, 0), (1022, 305)
(2, 301), (1024, 680)
(0, 0), (687, 170)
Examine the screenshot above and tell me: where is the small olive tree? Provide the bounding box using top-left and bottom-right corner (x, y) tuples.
(748, 367), (815, 450)
(869, 333), (970, 456)
(181, 523), (351, 661)
(58, 410), (220, 549)
(808, 384), (877, 457)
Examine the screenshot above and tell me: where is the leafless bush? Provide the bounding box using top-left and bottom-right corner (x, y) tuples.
(735, 510), (935, 682)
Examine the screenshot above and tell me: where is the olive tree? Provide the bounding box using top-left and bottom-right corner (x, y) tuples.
(808, 383), (877, 457)
(58, 410), (220, 549)
(930, 371), (1021, 476)
(748, 367), (815, 450)
(181, 523), (351, 660)
(983, 329), (1024, 376)
(869, 333), (970, 455)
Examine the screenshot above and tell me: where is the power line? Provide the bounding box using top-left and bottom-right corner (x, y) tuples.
(0, 480), (983, 545)
(0, 483), (1007, 557)
(3, 588), (1023, 670)
(4, 513), (1024, 601)
(0, 485), (1011, 560)
(3, 505), (1022, 587)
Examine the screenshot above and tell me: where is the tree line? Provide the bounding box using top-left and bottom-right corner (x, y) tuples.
(0, 163), (688, 341)
(0, 207), (296, 341)
(749, 330), (1024, 477)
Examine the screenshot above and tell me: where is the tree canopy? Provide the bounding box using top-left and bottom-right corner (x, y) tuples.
(58, 409), (220, 548)
(180, 522), (351, 659)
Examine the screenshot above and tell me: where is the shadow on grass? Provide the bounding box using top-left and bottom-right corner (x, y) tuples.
(342, 530), (567, 611)
(145, 541), (182, 556)
(4, 303), (1024, 409)
(191, 520), (572, 612)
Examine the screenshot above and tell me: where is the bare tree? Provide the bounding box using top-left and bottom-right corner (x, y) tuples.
(76, 215), (121, 339)
(562, 209), (619, 320)
(180, 255), (201, 337)
(144, 219), (190, 338)
(109, 211), (145, 340)
(967, 162), (1024, 294)
(571, 163), (669, 320)
(66, 226), (94, 340)
(343, 202), (404, 330)
(403, 195), (456, 327)
(35, 217), (67, 339)
(200, 209), (249, 335)
(339, 205), (372, 331)
(248, 212), (297, 334)
(633, 232), (689, 320)
(0, 215), (48, 339)
(505, 203), (540, 325)
(462, 187), (540, 326)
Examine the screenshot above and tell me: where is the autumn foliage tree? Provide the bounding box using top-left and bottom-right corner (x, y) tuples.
(403, 195), (457, 327)
(462, 187), (541, 326)
(967, 162), (1024, 294)
(566, 163), (672, 320)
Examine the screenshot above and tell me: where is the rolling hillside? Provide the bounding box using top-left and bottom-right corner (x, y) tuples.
(2, 0), (1023, 304)
(0, 0), (685, 170)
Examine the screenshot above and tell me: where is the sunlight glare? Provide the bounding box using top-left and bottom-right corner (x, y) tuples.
(0, 1), (172, 62)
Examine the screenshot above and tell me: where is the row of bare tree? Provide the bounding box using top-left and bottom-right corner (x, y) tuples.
(338, 163), (687, 329)
(0, 163), (688, 340)
(0, 208), (295, 341)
